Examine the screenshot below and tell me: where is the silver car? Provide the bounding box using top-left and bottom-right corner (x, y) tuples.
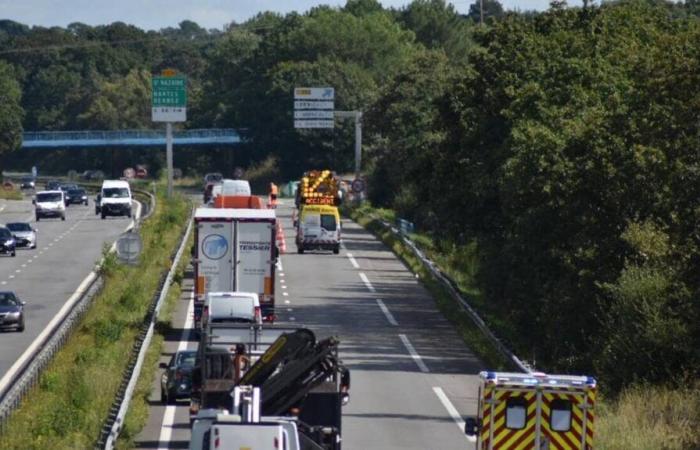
(6, 222), (37, 249)
(0, 291), (25, 332)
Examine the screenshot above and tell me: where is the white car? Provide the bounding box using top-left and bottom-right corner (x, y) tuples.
(6, 222), (37, 249)
(34, 190), (66, 221)
(96, 180), (132, 219)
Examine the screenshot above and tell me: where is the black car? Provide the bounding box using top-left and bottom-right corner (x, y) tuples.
(0, 291), (25, 332)
(45, 180), (62, 191)
(19, 177), (35, 190)
(0, 227), (16, 257)
(66, 188), (88, 206)
(160, 349), (197, 404)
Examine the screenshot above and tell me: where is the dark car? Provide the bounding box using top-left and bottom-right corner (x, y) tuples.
(204, 172), (223, 184)
(160, 349), (197, 404)
(0, 227), (16, 257)
(19, 177), (35, 190)
(0, 291), (25, 332)
(81, 170), (105, 181)
(6, 222), (37, 249)
(45, 180), (62, 191)
(66, 188), (88, 206)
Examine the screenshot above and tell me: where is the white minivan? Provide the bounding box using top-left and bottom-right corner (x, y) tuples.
(202, 292), (262, 326)
(34, 190), (66, 221)
(96, 180), (132, 219)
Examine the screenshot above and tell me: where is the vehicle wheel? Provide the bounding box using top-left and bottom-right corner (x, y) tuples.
(84, 201), (88, 206)
(17, 318), (24, 332)
(297, 245), (304, 254)
(101, 213), (106, 220)
(11, 250), (16, 257)
(161, 388), (168, 404)
(36, 215), (40, 222)
(333, 246), (340, 254)
(61, 215), (66, 221)
(127, 210), (132, 218)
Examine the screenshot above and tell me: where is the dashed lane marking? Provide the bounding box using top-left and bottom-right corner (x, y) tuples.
(347, 253), (360, 269)
(399, 334), (429, 373)
(359, 272), (375, 293)
(433, 387), (476, 443)
(376, 299), (398, 326)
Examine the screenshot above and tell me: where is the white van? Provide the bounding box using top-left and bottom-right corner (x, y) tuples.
(34, 190), (66, 221)
(96, 180), (132, 219)
(203, 292), (262, 326)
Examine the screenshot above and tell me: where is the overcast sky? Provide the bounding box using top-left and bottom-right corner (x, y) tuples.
(0, 0), (582, 31)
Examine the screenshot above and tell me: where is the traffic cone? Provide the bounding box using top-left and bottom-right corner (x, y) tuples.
(276, 223), (287, 254)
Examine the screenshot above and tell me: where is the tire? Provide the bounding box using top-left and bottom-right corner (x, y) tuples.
(333, 245), (340, 255)
(11, 249), (16, 257)
(127, 210), (132, 218)
(36, 215), (40, 222)
(297, 245), (304, 254)
(61, 214), (66, 221)
(101, 213), (106, 220)
(17, 318), (24, 332)
(161, 388), (168, 404)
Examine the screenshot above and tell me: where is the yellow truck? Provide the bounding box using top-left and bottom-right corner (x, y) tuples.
(295, 204), (341, 254)
(465, 371), (597, 450)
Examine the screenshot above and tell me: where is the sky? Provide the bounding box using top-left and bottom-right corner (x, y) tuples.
(0, 0), (582, 31)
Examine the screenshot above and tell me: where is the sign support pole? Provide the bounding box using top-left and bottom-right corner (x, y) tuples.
(166, 122), (173, 198)
(354, 112), (362, 179)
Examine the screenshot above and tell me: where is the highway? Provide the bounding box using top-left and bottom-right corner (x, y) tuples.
(135, 198), (483, 450)
(0, 194), (133, 389)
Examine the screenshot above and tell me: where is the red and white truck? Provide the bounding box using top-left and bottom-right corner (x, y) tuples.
(193, 208), (277, 326)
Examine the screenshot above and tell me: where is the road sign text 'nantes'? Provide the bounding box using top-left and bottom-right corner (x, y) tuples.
(152, 71), (187, 122)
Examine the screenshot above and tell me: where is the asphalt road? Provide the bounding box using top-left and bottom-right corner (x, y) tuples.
(0, 194), (132, 384)
(135, 198), (483, 450)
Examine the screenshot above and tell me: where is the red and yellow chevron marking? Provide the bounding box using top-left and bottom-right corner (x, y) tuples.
(480, 386), (494, 449)
(481, 388), (537, 450)
(540, 391), (592, 450)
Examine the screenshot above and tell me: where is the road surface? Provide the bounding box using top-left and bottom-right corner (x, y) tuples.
(135, 198), (483, 449)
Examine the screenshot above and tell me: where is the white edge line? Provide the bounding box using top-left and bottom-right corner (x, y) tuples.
(346, 253), (360, 269)
(398, 334), (429, 373)
(433, 387), (476, 443)
(376, 299), (398, 326)
(359, 272), (375, 293)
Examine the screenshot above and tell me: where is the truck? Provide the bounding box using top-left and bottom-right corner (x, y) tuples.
(190, 326), (349, 450)
(464, 371), (597, 450)
(193, 208), (278, 327)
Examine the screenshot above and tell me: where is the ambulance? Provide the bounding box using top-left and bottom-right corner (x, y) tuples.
(465, 371), (597, 450)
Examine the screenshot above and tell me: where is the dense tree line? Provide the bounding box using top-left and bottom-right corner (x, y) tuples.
(0, 0), (698, 391)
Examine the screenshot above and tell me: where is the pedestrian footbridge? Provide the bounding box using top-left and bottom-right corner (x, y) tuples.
(22, 129), (243, 148)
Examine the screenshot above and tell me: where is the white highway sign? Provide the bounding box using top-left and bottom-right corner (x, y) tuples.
(294, 120), (334, 129)
(294, 110), (335, 119)
(294, 100), (335, 110)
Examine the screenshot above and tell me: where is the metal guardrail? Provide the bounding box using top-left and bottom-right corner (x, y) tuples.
(98, 207), (193, 449)
(0, 188), (155, 432)
(377, 218), (531, 373)
(22, 129), (244, 148)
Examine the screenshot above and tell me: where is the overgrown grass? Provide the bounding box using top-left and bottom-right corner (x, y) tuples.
(0, 189), (23, 200)
(597, 384), (700, 450)
(114, 231), (193, 450)
(345, 202), (509, 370)
(0, 192), (190, 450)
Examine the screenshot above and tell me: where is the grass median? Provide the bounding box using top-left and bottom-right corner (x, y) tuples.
(0, 191), (189, 450)
(0, 189), (23, 201)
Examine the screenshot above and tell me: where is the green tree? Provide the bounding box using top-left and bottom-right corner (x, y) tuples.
(0, 61), (23, 160)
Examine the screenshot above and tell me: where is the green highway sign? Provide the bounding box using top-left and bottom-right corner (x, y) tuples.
(152, 74), (187, 122)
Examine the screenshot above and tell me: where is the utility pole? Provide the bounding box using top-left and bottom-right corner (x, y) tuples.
(166, 122), (173, 197)
(480, 0), (484, 26)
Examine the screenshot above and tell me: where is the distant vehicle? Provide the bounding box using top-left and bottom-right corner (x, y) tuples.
(96, 180), (132, 219)
(5, 222), (37, 249)
(160, 349), (197, 404)
(135, 165), (148, 178)
(0, 291), (25, 332)
(81, 170), (105, 181)
(203, 172), (223, 184)
(45, 180), (61, 191)
(0, 227), (17, 257)
(59, 183), (79, 192)
(19, 177), (35, 190)
(202, 292), (262, 327)
(202, 182), (220, 204)
(66, 188), (88, 206)
(295, 204), (341, 254)
(34, 190), (66, 221)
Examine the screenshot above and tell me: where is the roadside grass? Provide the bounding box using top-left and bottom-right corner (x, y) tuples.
(0, 189), (23, 201)
(345, 202), (509, 370)
(597, 383), (700, 450)
(0, 192), (189, 450)
(114, 231), (193, 450)
(348, 202), (700, 449)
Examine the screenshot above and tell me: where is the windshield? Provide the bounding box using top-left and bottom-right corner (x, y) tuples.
(61, 184), (78, 191)
(176, 351), (197, 367)
(68, 189), (85, 196)
(321, 214), (337, 231)
(0, 228), (11, 238)
(6, 223), (32, 232)
(103, 187), (129, 198)
(0, 292), (18, 306)
(21, 177), (33, 182)
(206, 173), (223, 182)
(37, 192), (62, 202)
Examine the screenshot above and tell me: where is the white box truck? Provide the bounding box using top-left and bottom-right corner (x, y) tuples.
(193, 208), (277, 326)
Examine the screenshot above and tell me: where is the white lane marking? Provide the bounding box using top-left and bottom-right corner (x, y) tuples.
(284, 300), (290, 304)
(0, 281), (6, 285)
(281, 284), (287, 289)
(283, 292), (289, 296)
(279, 272), (285, 278)
(376, 299), (398, 326)
(287, 308), (293, 312)
(276, 259), (284, 272)
(9, 275), (14, 279)
(359, 272), (375, 293)
(158, 290), (194, 449)
(399, 334), (429, 373)
(346, 253), (360, 269)
(15, 269), (20, 273)
(21, 264), (26, 268)
(433, 387), (475, 442)
(290, 317), (296, 321)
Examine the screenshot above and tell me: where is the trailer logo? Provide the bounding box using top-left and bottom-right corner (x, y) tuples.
(202, 234), (228, 260)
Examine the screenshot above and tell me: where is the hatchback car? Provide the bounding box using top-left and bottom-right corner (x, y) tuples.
(160, 349), (197, 404)
(0, 291), (25, 332)
(45, 180), (62, 191)
(66, 188), (88, 206)
(5, 222), (37, 249)
(0, 227), (16, 257)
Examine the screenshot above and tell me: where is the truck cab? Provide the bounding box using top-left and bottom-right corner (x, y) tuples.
(295, 204), (341, 254)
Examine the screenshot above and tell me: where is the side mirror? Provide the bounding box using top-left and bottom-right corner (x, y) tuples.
(464, 417), (479, 437)
(20, 301), (26, 306)
(159, 362), (168, 369)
